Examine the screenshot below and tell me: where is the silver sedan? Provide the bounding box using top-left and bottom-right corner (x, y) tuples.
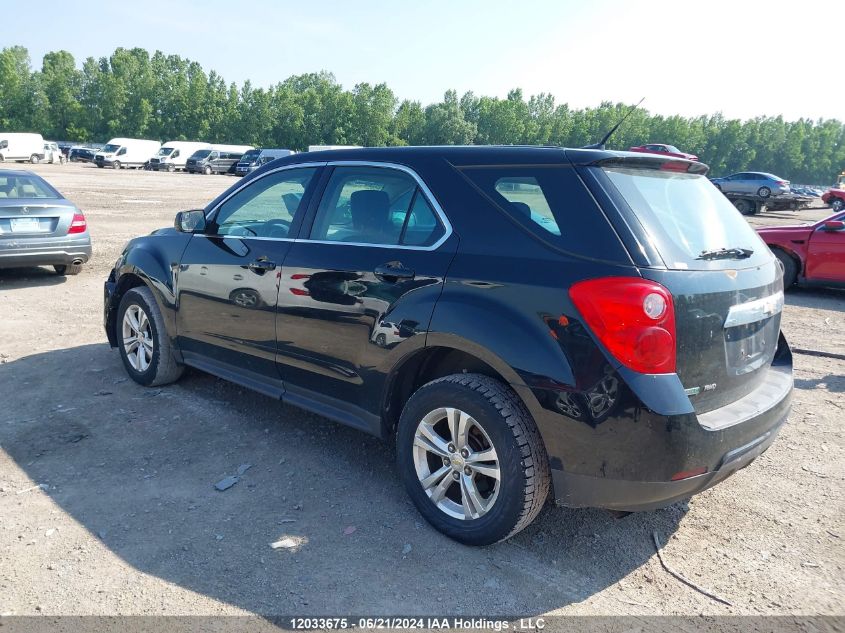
(0, 169), (91, 275)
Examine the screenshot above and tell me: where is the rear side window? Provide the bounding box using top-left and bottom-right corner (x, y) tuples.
(459, 165), (628, 262)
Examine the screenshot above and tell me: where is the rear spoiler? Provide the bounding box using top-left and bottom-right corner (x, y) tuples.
(588, 154), (709, 176)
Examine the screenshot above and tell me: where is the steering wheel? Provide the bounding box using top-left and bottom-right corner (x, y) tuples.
(263, 218), (291, 238)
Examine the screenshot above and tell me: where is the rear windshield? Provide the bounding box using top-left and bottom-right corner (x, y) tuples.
(0, 175), (58, 199)
(601, 166), (767, 269)
(460, 165), (629, 262)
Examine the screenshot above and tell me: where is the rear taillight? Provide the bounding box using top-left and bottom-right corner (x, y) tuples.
(68, 212), (87, 234)
(569, 277), (676, 374)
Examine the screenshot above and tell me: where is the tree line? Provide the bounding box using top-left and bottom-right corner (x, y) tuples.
(1, 45), (843, 183)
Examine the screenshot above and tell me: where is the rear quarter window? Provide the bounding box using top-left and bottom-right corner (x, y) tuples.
(458, 165), (630, 263)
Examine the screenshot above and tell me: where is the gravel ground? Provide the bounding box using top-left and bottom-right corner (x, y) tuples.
(0, 162), (842, 620)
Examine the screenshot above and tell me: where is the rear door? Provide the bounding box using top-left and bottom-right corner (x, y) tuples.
(805, 214), (845, 281)
(590, 162), (784, 413)
(175, 165), (321, 391)
(274, 163), (456, 422)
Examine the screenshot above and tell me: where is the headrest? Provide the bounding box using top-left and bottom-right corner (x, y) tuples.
(350, 190), (390, 230)
(510, 201), (531, 218)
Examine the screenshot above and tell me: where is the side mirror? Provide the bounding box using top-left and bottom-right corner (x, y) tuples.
(822, 220), (844, 231)
(175, 209), (207, 233)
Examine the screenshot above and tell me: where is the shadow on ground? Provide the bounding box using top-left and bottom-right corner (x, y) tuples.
(0, 266), (67, 289)
(1, 343), (689, 618)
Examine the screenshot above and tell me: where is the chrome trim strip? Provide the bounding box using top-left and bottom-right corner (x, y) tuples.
(203, 160), (454, 251)
(723, 291), (784, 328)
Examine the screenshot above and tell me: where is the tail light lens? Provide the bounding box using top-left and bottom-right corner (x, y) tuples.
(68, 212), (87, 234)
(569, 277), (676, 374)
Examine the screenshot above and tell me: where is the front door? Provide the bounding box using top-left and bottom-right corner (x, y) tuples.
(805, 215), (845, 282)
(175, 166), (321, 393)
(275, 164), (456, 424)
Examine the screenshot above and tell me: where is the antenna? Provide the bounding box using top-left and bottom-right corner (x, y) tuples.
(583, 97), (645, 150)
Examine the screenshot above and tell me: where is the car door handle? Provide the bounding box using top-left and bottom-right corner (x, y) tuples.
(374, 263), (415, 282)
(248, 258), (276, 273)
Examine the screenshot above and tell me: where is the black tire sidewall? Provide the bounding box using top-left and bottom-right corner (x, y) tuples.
(117, 289), (164, 386)
(396, 380), (529, 545)
(774, 249), (798, 288)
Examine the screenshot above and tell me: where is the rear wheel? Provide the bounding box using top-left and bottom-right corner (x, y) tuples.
(117, 286), (184, 386)
(773, 249), (798, 289)
(396, 373), (550, 545)
(757, 186), (771, 198)
(54, 263), (83, 276)
(831, 198), (845, 213)
(734, 198), (756, 215)
(30, 154), (39, 164)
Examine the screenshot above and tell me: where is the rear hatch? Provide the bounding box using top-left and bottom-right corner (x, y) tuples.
(589, 159), (783, 413)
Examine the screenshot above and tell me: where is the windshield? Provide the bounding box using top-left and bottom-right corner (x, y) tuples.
(191, 149), (211, 159)
(601, 166), (767, 269)
(240, 150), (261, 162)
(157, 147), (175, 156)
(0, 174), (59, 199)
(102, 144), (121, 153)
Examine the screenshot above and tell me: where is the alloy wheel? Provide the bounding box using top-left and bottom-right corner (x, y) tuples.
(122, 304), (154, 372)
(412, 407), (500, 520)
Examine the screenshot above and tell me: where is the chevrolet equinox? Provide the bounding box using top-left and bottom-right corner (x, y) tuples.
(104, 146), (793, 545)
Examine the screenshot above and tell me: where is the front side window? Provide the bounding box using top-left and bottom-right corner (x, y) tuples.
(309, 166), (444, 247)
(214, 167), (316, 238)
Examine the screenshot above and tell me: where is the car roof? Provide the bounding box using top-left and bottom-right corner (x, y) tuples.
(0, 169), (42, 178)
(279, 145), (698, 168)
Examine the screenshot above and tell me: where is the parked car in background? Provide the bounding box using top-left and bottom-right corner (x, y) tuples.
(628, 143), (699, 161)
(103, 146), (792, 545)
(69, 146), (98, 163)
(822, 188), (845, 212)
(235, 148), (295, 176)
(307, 145), (362, 152)
(0, 170), (91, 275)
(710, 172), (790, 198)
(149, 141), (211, 172)
(757, 210), (845, 288)
(185, 144), (253, 174)
(42, 141), (65, 164)
(0, 133), (45, 163)
(95, 138), (161, 169)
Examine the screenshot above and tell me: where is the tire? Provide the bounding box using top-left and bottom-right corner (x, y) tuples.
(112, 160), (121, 170)
(54, 263), (83, 276)
(757, 186), (771, 198)
(773, 249), (798, 289)
(117, 286), (184, 386)
(396, 373), (550, 545)
(831, 198), (845, 213)
(30, 154), (40, 164)
(375, 333), (387, 347)
(97, 163), (104, 168)
(734, 199), (756, 216)
(167, 164), (175, 172)
(203, 165), (212, 175)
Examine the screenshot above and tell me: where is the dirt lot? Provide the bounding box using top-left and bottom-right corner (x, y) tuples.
(0, 162), (842, 620)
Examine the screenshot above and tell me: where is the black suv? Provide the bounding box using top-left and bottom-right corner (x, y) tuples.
(104, 146), (792, 545)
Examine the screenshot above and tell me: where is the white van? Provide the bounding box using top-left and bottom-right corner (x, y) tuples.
(307, 145), (361, 152)
(0, 133), (45, 163)
(95, 138), (161, 170)
(150, 141), (211, 172)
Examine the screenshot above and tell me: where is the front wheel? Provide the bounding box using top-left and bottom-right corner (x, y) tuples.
(831, 198), (845, 213)
(396, 373), (550, 545)
(112, 160), (121, 170)
(757, 186), (771, 198)
(117, 286), (184, 386)
(203, 165), (212, 175)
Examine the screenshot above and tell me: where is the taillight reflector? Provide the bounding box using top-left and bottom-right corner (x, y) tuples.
(569, 277), (676, 374)
(68, 212), (87, 234)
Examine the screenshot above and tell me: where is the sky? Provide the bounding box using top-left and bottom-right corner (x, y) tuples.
(6, 0), (843, 122)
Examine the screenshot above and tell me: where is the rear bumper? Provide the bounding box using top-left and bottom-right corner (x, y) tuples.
(534, 336), (793, 511)
(0, 235), (92, 268)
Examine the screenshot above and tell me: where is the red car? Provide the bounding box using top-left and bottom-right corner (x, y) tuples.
(821, 188), (845, 213)
(628, 143), (699, 161)
(756, 211), (845, 288)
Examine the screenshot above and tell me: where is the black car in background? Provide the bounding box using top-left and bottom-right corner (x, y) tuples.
(103, 146), (792, 545)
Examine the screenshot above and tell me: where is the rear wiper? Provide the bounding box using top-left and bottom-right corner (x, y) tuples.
(696, 247), (754, 260)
